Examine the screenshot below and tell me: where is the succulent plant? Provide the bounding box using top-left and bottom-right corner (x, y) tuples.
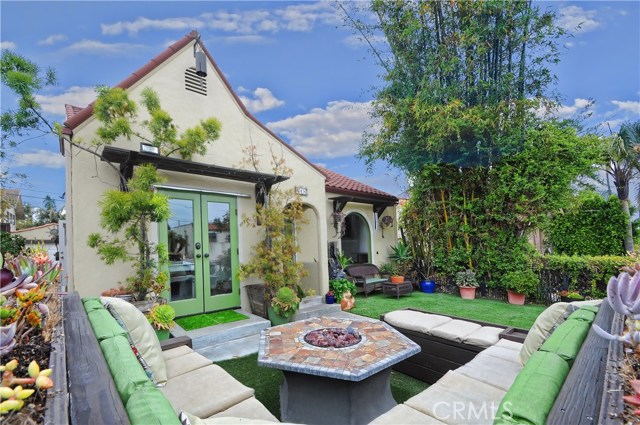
(147, 304), (176, 331)
(0, 359), (53, 414)
(592, 271), (640, 346)
(271, 286), (300, 319)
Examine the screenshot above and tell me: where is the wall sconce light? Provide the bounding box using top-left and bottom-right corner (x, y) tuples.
(140, 143), (159, 155)
(194, 32), (207, 77)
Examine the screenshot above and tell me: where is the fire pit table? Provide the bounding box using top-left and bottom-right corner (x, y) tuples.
(258, 316), (420, 425)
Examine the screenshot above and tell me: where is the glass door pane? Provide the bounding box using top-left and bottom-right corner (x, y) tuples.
(159, 191), (204, 317)
(202, 195), (239, 311)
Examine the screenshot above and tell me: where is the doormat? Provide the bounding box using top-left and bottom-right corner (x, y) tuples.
(176, 310), (249, 331)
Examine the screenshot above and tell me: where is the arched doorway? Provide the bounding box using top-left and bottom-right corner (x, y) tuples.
(297, 205), (322, 295)
(341, 213), (370, 264)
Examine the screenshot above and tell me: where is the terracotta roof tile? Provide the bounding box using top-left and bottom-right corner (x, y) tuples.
(317, 166), (397, 202)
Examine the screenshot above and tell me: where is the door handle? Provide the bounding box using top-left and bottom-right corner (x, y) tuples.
(204, 253), (210, 258)
(196, 253), (202, 258)
(195, 242), (201, 250)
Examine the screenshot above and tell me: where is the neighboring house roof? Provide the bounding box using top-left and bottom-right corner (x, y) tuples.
(318, 166), (398, 203)
(1, 189), (25, 219)
(63, 31), (397, 205)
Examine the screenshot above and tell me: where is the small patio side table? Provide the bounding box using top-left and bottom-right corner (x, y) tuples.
(382, 281), (413, 299)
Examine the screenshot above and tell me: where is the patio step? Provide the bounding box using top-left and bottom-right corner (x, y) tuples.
(293, 299), (342, 320)
(170, 310), (270, 351)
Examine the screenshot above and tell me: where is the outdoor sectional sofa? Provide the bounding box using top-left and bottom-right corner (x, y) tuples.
(64, 292), (279, 425)
(373, 301), (612, 425)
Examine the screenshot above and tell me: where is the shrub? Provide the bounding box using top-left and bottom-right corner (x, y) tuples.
(0, 232), (25, 256)
(502, 270), (539, 297)
(329, 278), (357, 302)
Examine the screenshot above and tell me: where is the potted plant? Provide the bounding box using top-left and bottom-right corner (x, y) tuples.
(388, 241), (412, 283)
(502, 270), (538, 305)
(325, 290), (336, 305)
(336, 250), (353, 270)
(329, 278), (357, 310)
(238, 181), (307, 325)
(455, 269), (479, 299)
(558, 290), (584, 303)
(270, 287), (300, 325)
(147, 303), (176, 340)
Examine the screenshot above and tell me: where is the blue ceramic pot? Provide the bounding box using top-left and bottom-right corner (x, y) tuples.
(325, 294), (336, 304)
(419, 280), (436, 293)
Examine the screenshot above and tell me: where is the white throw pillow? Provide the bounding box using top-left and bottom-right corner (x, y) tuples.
(518, 302), (572, 365)
(101, 296), (168, 385)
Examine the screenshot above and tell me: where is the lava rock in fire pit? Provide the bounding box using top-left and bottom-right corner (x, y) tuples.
(304, 327), (362, 348)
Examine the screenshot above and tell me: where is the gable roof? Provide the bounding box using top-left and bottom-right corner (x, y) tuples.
(63, 31), (397, 204)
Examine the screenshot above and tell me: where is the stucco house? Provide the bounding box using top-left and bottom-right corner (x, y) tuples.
(0, 189), (25, 232)
(59, 31), (398, 317)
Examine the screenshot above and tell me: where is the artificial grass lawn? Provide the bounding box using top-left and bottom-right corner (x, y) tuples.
(216, 353), (429, 419)
(350, 291), (546, 330)
(216, 291), (545, 418)
(175, 309), (248, 331)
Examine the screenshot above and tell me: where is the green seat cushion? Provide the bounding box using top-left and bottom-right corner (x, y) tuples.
(101, 296), (168, 385)
(82, 297), (105, 313)
(126, 385), (180, 425)
(494, 351), (569, 425)
(566, 307), (597, 323)
(365, 278), (388, 284)
(87, 308), (127, 341)
(100, 335), (153, 404)
(539, 319), (590, 365)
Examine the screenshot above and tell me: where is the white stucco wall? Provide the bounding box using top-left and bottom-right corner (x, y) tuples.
(64, 39), (328, 303)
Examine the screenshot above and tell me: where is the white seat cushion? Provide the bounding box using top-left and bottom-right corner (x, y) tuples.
(163, 345), (193, 361)
(456, 351), (523, 392)
(463, 326), (504, 347)
(477, 344), (522, 364)
(207, 397), (279, 423)
(428, 319), (482, 342)
(494, 338), (523, 352)
(369, 404), (446, 424)
(405, 371), (505, 425)
(384, 310), (452, 334)
(161, 364), (254, 418)
(165, 351), (212, 379)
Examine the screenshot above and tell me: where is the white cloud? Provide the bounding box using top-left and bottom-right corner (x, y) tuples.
(101, 17), (204, 36)
(1, 41), (16, 49)
(557, 6), (601, 34)
(275, 2), (341, 32)
(14, 150), (65, 169)
(611, 100), (640, 116)
(207, 10), (274, 34)
(267, 101), (375, 159)
(38, 34), (67, 46)
(238, 87), (285, 113)
(35, 86), (96, 116)
(555, 98), (593, 119)
(60, 40), (145, 55)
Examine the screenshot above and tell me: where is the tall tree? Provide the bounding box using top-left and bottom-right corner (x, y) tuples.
(600, 120), (640, 252)
(344, 0), (598, 283)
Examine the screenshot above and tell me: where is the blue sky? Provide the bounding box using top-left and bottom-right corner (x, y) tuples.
(1, 0), (639, 212)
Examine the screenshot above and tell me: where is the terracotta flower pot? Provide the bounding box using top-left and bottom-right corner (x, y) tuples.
(507, 290), (526, 305)
(459, 286), (477, 299)
(390, 275), (405, 284)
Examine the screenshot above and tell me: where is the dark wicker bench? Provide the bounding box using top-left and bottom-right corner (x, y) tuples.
(344, 263), (390, 297)
(381, 308), (527, 384)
